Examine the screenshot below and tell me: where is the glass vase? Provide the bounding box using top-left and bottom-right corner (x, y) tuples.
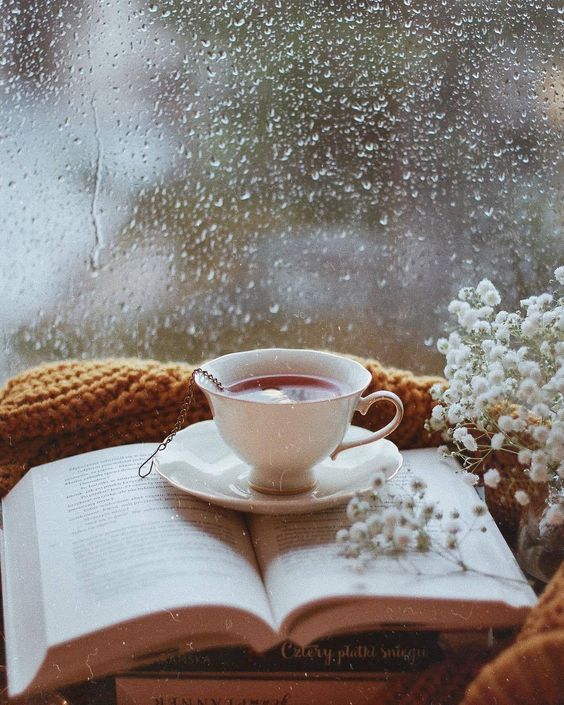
(517, 485), (564, 583)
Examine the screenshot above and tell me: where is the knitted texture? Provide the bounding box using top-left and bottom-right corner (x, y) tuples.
(517, 561), (564, 642)
(0, 356), (562, 705)
(381, 654), (487, 705)
(382, 568), (564, 705)
(461, 634), (564, 705)
(459, 563), (564, 705)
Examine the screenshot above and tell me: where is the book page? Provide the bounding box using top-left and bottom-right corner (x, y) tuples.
(27, 445), (275, 646)
(249, 449), (536, 635)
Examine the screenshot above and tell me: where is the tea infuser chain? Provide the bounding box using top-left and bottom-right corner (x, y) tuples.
(138, 368), (224, 478)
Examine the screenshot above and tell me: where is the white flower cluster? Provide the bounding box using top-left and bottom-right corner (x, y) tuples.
(427, 268), (564, 522)
(336, 471), (487, 572)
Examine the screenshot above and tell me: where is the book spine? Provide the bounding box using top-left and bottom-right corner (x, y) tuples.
(115, 675), (394, 705)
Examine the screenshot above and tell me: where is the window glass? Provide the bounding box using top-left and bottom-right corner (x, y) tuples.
(1, 0), (562, 382)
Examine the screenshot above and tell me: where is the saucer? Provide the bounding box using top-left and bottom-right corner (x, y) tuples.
(155, 420), (402, 515)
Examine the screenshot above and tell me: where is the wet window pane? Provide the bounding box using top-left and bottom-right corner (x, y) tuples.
(1, 1), (562, 381)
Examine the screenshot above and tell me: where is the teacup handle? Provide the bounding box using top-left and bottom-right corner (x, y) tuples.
(330, 391), (404, 460)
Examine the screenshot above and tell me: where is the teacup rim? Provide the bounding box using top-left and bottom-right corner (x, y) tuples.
(195, 348), (371, 405)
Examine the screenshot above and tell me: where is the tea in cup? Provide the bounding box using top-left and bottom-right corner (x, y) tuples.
(195, 348), (403, 494)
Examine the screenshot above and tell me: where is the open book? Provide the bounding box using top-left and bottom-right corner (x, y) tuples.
(0, 442), (536, 698)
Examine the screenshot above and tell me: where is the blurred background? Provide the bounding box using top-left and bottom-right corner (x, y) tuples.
(0, 0), (562, 384)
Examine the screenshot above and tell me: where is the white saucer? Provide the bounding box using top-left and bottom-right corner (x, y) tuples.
(155, 420), (402, 515)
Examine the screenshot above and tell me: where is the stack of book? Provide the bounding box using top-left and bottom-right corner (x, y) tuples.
(0, 443), (536, 703)
(115, 628), (505, 705)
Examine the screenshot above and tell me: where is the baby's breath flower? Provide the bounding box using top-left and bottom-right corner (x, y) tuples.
(530, 465), (550, 483)
(542, 310), (557, 326)
(347, 497), (369, 522)
(490, 433), (504, 450)
(518, 379), (541, 405)
(521, 313), (541, 337)
(383, 507), (401, 529)
(366, 514), (384, 536)
(454, 344), (471, 365)
(458, 286), (474, 302)
(540, 341), (551, 356)
(345, 544), (361, 558)
(453, 427), (478, 452)
(410, 478), (427, 493)
(392, 526), (412, 550)
(462, 472), (479, 486)
(517, 360), (541, 382)
(503, 377), (517, 393)
(481, 339), (495, 354)
(371, 470), (386, 490)
(473, 393), (490, 414)
(471, 376), (489, 395)
(532, 403), (551, 419)
(473, 320), (491, 335)
(483, 468), (501, 488)
(476, 279), (501, 306)
(555, 266), (564, 286)
(447, 404), (465, 425)
(515, 490), (530, 506)
(494, 324), (511, 341)
(349, 522), (369, 543)
(531, 450), (549, 475)
(488, 344), (507, 362)
(518, 448), (532, 466)
(338, 470), (475, 571)
(436, 338), (449, 355)
(487, 362), (505, 386)
(532, 426), (549, 444)
(512, 418), (527, 433)
(497, 415), (515, 433)
(537, 293), (553, 307)
(459, 307), (479, 331)
(430, 382), (445, 399)
(336, 528), (349, 544)
(431, 405), (446, 422)
(476, 306), (494, 319)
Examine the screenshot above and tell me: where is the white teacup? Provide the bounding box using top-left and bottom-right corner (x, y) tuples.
(195, 348), (403, 495)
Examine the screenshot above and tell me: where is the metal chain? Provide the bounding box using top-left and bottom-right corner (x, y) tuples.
(138, 367), (224, 478)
